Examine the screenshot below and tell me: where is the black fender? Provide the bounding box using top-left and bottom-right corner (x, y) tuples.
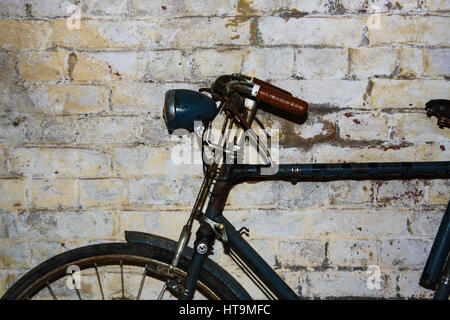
(125, 230), (252, 300)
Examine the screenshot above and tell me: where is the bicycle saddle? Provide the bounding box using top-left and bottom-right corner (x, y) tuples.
(425, 99), (450, 129)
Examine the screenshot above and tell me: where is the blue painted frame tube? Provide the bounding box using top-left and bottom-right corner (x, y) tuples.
(231, 162), (450, 182)
(420, 200), (450, 290)
(181, 161), (449, 299)
(215, 215), (299, 300)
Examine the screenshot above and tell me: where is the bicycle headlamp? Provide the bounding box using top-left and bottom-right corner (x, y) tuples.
(163, 89), (218, 133)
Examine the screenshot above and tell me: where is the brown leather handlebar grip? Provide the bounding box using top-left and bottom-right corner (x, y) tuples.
(253, 77), (292, 96)
(255, 85), (308, 117)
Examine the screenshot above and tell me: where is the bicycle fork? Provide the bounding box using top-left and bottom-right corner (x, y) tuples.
(157, 165), (220, 299)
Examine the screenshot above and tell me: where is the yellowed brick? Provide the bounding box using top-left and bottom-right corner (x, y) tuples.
(391, 113), (450, 142)
(0, 52), (18, 82)
(111, 83), (199, 114)
(423, 0), (450, 11)
(0, 19), (51, 49)
(242, 47), (294, 80)
(313, 143), (449, 163)
(428, 180), (450, 205)
(80, 179), (128, 207)
(349, 47), (397, 78)
(19, 50), (67, 81)
(399, 47), (425, 78)
(27, 84), (110, 114)
(138, 50), (189, 81)
(368, 15), (450, 46)
(11, 147), (112, 178)
(51, 19), (141, 49)
(70, 51), (139, 82)
(259, 16), (364, 47)
(0, 179), (26, 208)
(192, 49), (244, 79)
(138, 17), (252, 49)
(338, 111), (390, 141)
(424, 49), (450, 78)
(31, 179), (77, 208)
(370, 79), (450, 109)
(295, 48), (347, 79)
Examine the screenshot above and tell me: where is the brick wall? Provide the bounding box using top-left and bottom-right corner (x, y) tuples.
(0, 0), (449, 299)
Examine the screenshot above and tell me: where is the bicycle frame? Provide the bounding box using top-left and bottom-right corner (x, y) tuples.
(181, 161), (450, 299)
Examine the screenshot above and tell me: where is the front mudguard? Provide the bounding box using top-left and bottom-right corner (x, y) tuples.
(125, 230), (252, 300)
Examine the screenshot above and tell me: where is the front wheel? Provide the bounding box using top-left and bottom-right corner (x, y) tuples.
(2, 242), (238, 300)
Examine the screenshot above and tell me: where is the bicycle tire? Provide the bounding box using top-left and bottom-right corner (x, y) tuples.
(2, 242), (240, 300)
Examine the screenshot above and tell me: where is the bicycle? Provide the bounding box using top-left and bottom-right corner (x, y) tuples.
(2, 74), (449, 300)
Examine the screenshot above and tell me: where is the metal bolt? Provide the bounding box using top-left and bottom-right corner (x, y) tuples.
(197, 243), (208, 255)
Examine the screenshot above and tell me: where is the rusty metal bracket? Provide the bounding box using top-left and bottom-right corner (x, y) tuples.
(196, 212), (228, 244)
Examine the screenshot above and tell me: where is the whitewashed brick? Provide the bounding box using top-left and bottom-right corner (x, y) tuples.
(224, 209), (310, 239)
(0, 52), (18, 82)
(137, 17), (252, 49)
(399, 47), (425, 78)
(0, 149), (8, 176)
(85, 0), (129, 16)
(11, 147), (112, 178)
(283, 0), (341, 13)
(424, 48), (450, 78)
(397, 270), (435, 299)
(380, 239), (432, 267)
(112, 146), (202, 178)
(11, 210), (116, 240)
(338, 111), (390, 141)
(80, 179), (128, 207)
(329, 240), (378, 267)
(349, 47), (398, 78)
(51, 19), (141, 49)
(391, 112), (450, 142)
(368, 16), (450, 46)
(259, 16), (365, 47)
(192, 49), (244, 80)
(341, 0), (418, 12)
(371, 79), (450, 109)
(129, 176), (202, 206)
(309, 208), (410, 239)
(111, 82), (197, 114)
(76, 116), (143, 145)
(423, 0), (450, 11)
(26, 84), (110, 115)
(242, 47), (294, 80)
(132, 0), (238, 17)
(312, 143), (449, 163)
(294, 48), (347, 79)
(138, 50), (190, 81)
(428, 179), (450, 205)
(301, 269), (396, 298)
(375, 180), (426, 207)
(0, 241), (31, 269)
(279, 239), (326, 267)
(327, 180), (373, 206)
(408, 206), (446, 237)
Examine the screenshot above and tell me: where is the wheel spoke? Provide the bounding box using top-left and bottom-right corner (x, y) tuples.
(136, 264), (148, 300)
(94, 263), (105, 300)
(46, 282), (57, 300)
(75, 287), (82, 300)
(120, 260), (125, 299)
(6, 243), (221, 300)
(157, 283), (167, 300)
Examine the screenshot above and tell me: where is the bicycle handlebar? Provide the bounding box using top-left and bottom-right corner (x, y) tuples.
(251, 82), (308, 117)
